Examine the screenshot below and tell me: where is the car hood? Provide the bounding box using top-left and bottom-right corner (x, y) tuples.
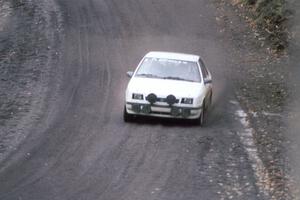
(128, 77), (203, 97)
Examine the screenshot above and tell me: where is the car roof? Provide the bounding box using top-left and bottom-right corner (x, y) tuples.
(145, 51), (200, 62)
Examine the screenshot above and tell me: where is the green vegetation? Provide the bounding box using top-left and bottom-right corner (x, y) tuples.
(240, 0), (289, 51)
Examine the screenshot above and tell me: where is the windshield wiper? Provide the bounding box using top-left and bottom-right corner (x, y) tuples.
(136, 73), (162, 78)
(162, 76), (195, 82)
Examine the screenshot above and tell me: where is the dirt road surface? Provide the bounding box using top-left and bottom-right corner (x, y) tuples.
(287, 0), (300, 198)
(0, 0), (294, 199)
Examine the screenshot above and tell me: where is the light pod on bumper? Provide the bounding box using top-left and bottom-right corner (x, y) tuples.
(146, 93), (157, 104)
(166, 94), (177, 106)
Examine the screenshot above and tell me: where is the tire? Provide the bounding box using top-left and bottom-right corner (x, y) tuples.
(208, 92), (212, 107)
(194, 102), (205, 126)
(123, 106), (133, 122)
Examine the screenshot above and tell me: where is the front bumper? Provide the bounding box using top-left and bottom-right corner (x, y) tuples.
(125, 102), (202, 119)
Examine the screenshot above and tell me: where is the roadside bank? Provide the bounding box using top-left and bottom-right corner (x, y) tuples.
(217, 0), (293, 199)
(0, 0), (62, 164)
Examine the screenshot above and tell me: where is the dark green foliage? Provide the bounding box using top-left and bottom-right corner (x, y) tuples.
(244, 0), (257, 5)
(242, 0), (288, 51)
(255, 0), (286, 24)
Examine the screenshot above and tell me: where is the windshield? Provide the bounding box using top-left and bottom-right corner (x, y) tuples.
(135, 57), (201, 82)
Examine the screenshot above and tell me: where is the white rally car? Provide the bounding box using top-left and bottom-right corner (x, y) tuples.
(124, 51), (212, 125)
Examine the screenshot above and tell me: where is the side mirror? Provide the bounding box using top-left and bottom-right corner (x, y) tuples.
(204, 79), (212, 84)
(126, 71), (134, 78)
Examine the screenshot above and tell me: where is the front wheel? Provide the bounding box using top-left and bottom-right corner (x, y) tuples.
(193, 103), (205, 126)
(123, 106), (133, 122)
(208, 92), (212, 107)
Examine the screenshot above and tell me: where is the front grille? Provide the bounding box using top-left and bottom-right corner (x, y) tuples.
(157, 97), (179, 103)
(150, 111), (170, 115)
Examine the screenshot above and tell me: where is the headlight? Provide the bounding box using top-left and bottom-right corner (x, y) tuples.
(181, 98), (193, 104)
(132, 93), (144, 100)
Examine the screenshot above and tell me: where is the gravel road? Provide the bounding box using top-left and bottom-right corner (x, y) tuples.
(0, 0), (62, 163)
(286, 0), (300, 198)
(0, 0), (293, 199)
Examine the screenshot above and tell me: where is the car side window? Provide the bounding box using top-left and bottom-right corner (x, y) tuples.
(199, 59), (208, 79)
(204, 66), (209, 78)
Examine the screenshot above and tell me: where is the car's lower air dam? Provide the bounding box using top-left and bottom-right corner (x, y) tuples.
(141, 105), (151, 114)
(132, 104), (141, 113)
(182, 108), (191, 118)
(132, 104), (151, 114)
(171, 107), (181, 116)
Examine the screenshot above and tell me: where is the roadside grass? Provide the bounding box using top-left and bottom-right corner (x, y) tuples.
(232, 0), (291, 52)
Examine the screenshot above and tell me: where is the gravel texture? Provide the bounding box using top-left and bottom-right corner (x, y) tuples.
(285, 0), (300, 198)
(0, 0), (62, 163)
(0, 0), (297, 199)
(217, 0), (293, 199)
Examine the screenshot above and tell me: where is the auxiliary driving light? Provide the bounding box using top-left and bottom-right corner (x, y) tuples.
(146, 93), (157, 104)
